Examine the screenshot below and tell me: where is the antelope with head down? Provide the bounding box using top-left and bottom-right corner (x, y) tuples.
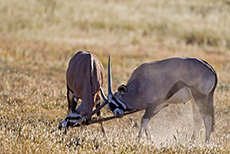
(105, 56), (217, 143)
(58, 51), (104, 130)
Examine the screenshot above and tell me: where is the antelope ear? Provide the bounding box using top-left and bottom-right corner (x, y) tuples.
(118, 84), (128, 95)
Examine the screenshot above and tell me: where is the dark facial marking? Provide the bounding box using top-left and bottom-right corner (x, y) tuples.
(108, 96), (126, 112)
(108, 103), (118, 112)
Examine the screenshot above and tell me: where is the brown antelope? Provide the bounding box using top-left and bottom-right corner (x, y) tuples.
(105, 56), (217, 143)
(59, 51), (104, 130)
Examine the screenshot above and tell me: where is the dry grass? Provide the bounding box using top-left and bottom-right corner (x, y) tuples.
(0, 0), (230, 153)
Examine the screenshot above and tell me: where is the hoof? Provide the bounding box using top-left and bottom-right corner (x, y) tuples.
(58, 120), (68, 130)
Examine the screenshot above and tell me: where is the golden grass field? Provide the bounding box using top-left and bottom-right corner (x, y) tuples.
(0, 0), (230, 153)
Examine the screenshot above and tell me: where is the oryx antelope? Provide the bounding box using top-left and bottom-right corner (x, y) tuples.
(59, 51), (104, 130)
(104, 56), (217, 143)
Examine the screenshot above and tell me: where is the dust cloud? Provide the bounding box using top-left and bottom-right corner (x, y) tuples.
(141, 101), (204, 147)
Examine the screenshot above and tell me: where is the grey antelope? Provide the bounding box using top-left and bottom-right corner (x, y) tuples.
(105, 56), (217, 143)
(58, 51), (104, 130)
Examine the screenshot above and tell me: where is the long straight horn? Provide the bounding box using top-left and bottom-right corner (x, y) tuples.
(108, 55), (112, 95)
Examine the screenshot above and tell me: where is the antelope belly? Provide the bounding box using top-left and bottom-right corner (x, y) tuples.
(166, 87), (192, 104)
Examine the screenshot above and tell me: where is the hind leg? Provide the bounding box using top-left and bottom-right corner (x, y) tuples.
(204, 92), (215, 143)
(191, 99), (203, 142)
(203, 114), (213, 143)
(194, 95), (214, 143)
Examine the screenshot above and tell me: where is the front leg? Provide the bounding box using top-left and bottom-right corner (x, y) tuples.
(137, 100), (165, 142)
(137, 117), (150, 142)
